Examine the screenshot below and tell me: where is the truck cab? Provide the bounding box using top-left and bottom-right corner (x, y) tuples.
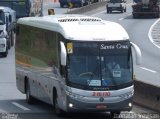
(0, 11), (8, 57)
(0, 7), (16, 50)
(106, 0), (126, 13)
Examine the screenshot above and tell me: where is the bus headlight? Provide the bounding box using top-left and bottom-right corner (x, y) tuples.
(69, 103), (73, 108)
(65, 86), (84, 100)
(129, 103), (132, 107)
(119, 90), (134, 99)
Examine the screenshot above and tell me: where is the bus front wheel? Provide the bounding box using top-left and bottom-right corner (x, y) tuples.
(26, 80), (34, 104)
(54, 93), (64, 116)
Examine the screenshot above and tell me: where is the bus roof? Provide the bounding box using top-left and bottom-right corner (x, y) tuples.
(17, 14), (129, 41)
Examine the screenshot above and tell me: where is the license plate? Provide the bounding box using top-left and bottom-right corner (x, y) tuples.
(96, 105), (107, 109)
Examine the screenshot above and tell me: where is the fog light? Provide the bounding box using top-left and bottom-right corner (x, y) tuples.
(69, 103), (73, 108)
(129, 103), (132, 107)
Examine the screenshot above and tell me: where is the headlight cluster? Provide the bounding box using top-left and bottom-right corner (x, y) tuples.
(119, 90), (134, 99)
(65, 86), (85, 100)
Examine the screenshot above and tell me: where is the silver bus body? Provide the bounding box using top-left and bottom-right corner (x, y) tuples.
(15, 14), (141, 115)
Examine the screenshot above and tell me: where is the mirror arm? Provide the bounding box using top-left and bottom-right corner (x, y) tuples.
(60, 41), (67, 66)
(130, 42), (142, 65)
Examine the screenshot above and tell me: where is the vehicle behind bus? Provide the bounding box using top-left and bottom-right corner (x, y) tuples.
(15, 15), (141, 117)
(59, 0), (89, 8)
(0, 7), (16, 57)
(0, 0), (43, 19)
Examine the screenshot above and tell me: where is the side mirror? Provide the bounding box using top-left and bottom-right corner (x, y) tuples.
(60, 41), (67, 66)
(131, 42), (142, 65)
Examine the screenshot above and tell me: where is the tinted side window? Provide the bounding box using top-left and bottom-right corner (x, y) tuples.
(16, 24), (59, 69)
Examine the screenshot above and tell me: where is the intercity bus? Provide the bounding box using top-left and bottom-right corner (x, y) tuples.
(0, 0), (43, 19)
(15, 14), (141, 117)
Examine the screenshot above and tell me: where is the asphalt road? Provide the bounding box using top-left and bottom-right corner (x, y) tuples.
(0, 2), (159, 119)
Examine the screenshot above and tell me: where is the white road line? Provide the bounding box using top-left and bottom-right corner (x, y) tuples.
(119, 13), (132, 21)
(91, 10), (106, 16)
(148, 18), (160, 49)
(119, 18), (124, 21)
(140, 67), (157, 73)
(12, 102), (30, 111)
(128, 13), (132, 16)
(130, 111), (150, 119)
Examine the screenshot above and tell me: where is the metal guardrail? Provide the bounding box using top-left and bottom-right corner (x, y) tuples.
(65, 1), (107, 14)
(134, 80), (160, 112)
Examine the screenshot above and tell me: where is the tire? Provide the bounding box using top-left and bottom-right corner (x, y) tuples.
(121, 9), (123, 13)
(11, 31), (14, 47)
(78, 2), (83, 7)
(133, 13), (137, 18)
(107, 9), (109, 14)
(83, 2), (88, 6)
(26, 80), (34, 104)
(2, 52), (8, 57)
(2, 45), (8, 57)
(30, 12), (35, 17)
(156, 13), (159, 18)
(7, 40), (11, 50)
(54, 93), (64, 116)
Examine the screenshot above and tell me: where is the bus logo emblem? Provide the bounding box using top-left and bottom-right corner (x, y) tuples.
(99, 97), (104, 102)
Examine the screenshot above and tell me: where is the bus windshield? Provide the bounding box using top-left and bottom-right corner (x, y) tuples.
(67, 41), (133, 90)
(0, 11), (5, 25)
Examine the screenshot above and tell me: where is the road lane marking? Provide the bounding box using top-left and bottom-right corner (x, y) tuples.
(140, 67), (157, 73)
(91, 10), (106, 16)
(119, 18), (124, 20)
(148, 18), (160, 49)
(128, 13), (132, 16)
(12, 102), (30, 111)
(130, 111), (150, 119)
(118, 13), (132, 21)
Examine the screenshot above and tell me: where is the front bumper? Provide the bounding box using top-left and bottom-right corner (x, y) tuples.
(66, 96), (133, 112)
